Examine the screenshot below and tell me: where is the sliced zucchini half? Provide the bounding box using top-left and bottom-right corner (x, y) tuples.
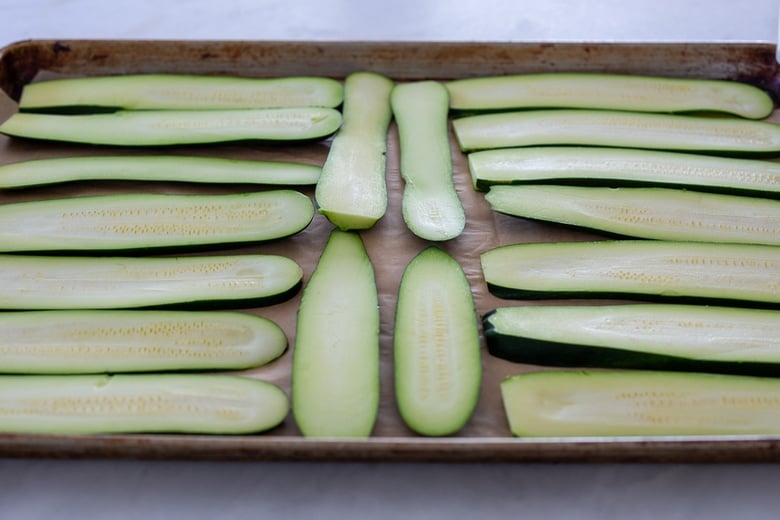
(292, 230), (380, 437)
(467, 146), (780, 195)
(446, 73), (773, 118)
(0, 107), (342, 146)
(485, 304), (780, 376)
(451, 109), (780, 154)
(0, 374), (289, 435)
(485, 184), (780, 246)
(0, 310), (287, 374)
(481, 240), (780, 307)
(18, 74), (343, 111)
(501, 370), (780, 437)
(0, 190), (314, 253)
(0, 253), (302, 310)
(394, 247), (481, 436)
(392, 81), (465, 241)
(0, 156), (321, 189)
(315, 71), (394, 230)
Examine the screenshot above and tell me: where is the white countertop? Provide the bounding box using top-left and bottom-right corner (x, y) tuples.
(3, 1), (780, 518)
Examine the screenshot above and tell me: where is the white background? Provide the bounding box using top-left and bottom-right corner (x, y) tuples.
(3, 1), (780, 518)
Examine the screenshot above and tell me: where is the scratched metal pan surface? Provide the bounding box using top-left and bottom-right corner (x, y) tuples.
(1, 39), (780, 462)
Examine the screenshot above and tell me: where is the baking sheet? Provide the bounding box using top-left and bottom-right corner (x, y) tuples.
(1, 39), (780, 462)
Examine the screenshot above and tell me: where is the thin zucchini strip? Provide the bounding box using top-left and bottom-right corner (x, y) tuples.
(0, 156), (321, 189)
(481, 240), (780, 306)
(0, 254), (302, 310)
(19, 74), (343, 111)
(485, 184), (780, 246)
(0, 374), (289, 434)
(0, 107), (342, 146)
(501, 370), (780, 437)
(0, 310), (287, 374)
(446, 73), (773, 118)
(452, 109), (780, 153)
(0, 190), (314, 252)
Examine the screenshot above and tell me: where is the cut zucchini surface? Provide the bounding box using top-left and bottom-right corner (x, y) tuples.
(485, 304), (780, 375)
(452, 109), (780, 153)
(0, 310), (287, 374)
(0, 190), (314, 252)
(315, 72), (395, 230)
(501, 370), (780, 437)
(18, 74), (344, 111)
(445, 73), (774, 118)
(0, 254), (302, 310)
(0, 107), (342, 146)
(485, 184), (780, 246)
(0, 374), (289, 435)
(0, 156), (321, 189)
(394, 247), (481, 436)
(292, 230), (380, 437)
(481, 240), (780, 306)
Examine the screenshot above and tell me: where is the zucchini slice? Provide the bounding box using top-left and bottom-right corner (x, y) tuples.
(481, 240), (780, 306)
(451, 109), (780, 153)
(315, 71), (394, 230)
(292, 230), (380, 437)
(501, 370), (780, 437)
(445, 73), (773, 119)
(392, 81), (465, 241)
(0, 253), (302, 310)
(394, 247), (481, 436)
(485, 304), (780, 376)
(18, 74), (343, 111)
(485, 184), (780, 246)
(467, 147), (780, 195)
(0, 156), (321, 189)
(0, 374), (288, 434)
(0, 190), (314, 253)
(0, 310), (287, 374)
(0, 107), (342, 146)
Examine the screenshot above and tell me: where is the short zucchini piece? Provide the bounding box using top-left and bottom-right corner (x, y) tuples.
(315, 71), (394, 230)
(485, 184), (780, 246)
(0, 374), (289, 434)
(0, 310), (287, 374)
(481, 240), (780, 307)
(392, 81), (465, 241)
(446, 73), (773, 119)
(501, 370), (780, 437)
(485, 304), (780, 376)
(292, 230), (380, 437)
(18, 74), (343, 111)
(0, 253), (302, 310)
(0, 190), (314, 253)
(0, 107), (342, 146)
(394, 247), (481, 436)
(0, 156), (321, 189)
(451, 109), (780, 153)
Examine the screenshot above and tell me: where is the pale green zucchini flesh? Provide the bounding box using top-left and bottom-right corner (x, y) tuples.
(0, 156), (321, 189)
(0, 310), (287, 374)
(18, 74), (344, 111)
(315, 71), (394, 230)
(0, 107), (342, 146)
(0, 254), (302, 310)
(501, 370), (780, 437)
(0, 374), (289, 434)
(391, 81), (465, 241)
(452, 109), (780, 153)
(446, 73), (774, 118)
(0, 190), (314, 253)
(485, 184), (780, 246)
(292, 230), (380, 437)
(394, 247), (481, 436)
